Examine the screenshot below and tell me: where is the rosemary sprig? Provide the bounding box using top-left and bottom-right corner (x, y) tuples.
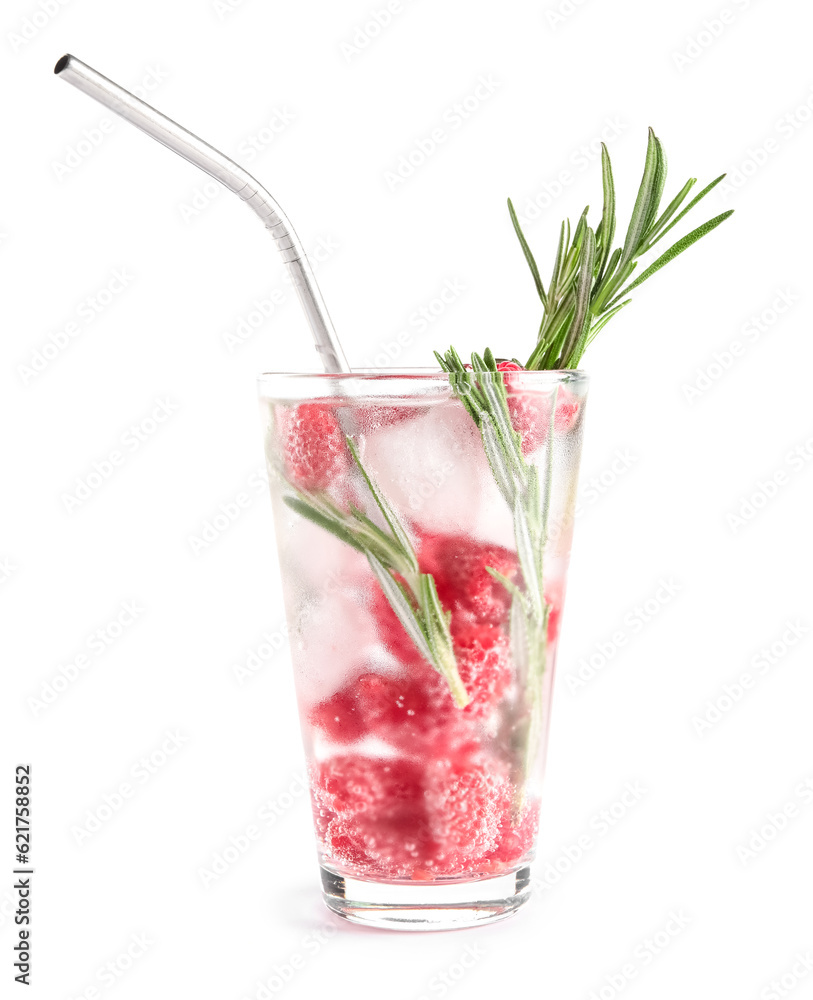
(282, 437), (469, 708)
(426, 131), (734, 810)
(435, 347), (556, 792)
(509, 127), (733, 371)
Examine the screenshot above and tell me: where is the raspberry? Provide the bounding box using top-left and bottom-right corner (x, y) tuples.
(310, 751), (511, 877)
(364, 536), (516, 743)
(462, 360), (580, 453)
(451, 622), (513, 718)
(308, 627), (512, 752)
(507, 386), (581, 455)
(420, 533), (519, 626)
(396, 622), (511, 726)
(478, 362), (581, 456)
(313, 754), (423, 819)
(354, 670), (485, 753)
(482, 799), (540, 867)
(422, 754), (509, 873)
(308, 689), (365, 745)
(495, 359), (523, 377)
(368, 568), (513, 729)
(355, 672), (435, 750)
(551, 388), (580, 432)
(506, 393), (548, 455)
(370, 598), (512, 716)
(280, 402), (347, 490)
(311, 755), (430, 878)
(309, 669), (450, 751)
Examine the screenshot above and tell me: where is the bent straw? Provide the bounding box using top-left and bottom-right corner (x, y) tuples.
(54, 54), (349, 374)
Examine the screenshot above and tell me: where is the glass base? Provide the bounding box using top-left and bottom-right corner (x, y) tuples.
(320, 865), (532, 930)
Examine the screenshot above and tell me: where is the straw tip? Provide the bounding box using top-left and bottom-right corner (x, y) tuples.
(54, 54), (72, 75)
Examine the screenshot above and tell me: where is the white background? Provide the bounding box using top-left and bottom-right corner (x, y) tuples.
(3, 0), (812, 997)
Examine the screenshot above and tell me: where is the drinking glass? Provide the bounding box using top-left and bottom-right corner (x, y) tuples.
(258, 368), (588, 929)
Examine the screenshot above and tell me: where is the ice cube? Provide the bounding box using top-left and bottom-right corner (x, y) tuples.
(357, 401), (514, 546)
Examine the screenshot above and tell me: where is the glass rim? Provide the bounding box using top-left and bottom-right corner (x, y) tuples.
(258, 367), (589, 386)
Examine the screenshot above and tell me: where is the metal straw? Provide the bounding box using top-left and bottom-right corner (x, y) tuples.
(54, 54), (349, 374)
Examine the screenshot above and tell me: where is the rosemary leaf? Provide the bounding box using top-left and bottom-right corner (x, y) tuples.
(480, 412), (515, 506)
(643, 176), (696, 246)
(619, 127), (661, 270)
(486, 565), (527, 604)
(367, 553), (433, 662)
(347, 435), (418, 573)
(547, 219), (568, 307)
(472, 356), (524, 479)
(596, 142), (616, 278)
(513, 498), (543, 622)
(508, 197), (547, 307)
(419, 574), (470, 708)
(510, 590), (530, 690)
(643, 173), (727, 252)
(283, 496), (365, 553)
(560, 226), (596, 367)
(608, 209), (734, 304)
(644, 133), (668, 235)
(511, 131), (732, 368)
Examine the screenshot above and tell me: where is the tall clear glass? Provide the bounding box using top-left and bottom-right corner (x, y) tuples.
(258, 368), (588, 929)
